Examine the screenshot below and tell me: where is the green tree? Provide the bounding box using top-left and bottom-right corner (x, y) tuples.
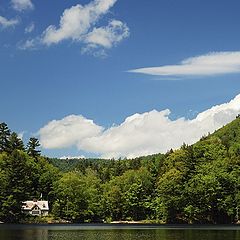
(8, 132), (25, 153)
(156, 167), (186, 223)
(0, 122), (11, 153)
(52, 170), (102, 222)
(184, 159), (235, 223)
(27, 137), (41, 158)
(0, 150), (38, 222)
(103, 168), (154, 221)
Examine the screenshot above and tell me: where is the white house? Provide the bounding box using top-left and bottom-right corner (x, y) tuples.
(22, 199), (49, 216)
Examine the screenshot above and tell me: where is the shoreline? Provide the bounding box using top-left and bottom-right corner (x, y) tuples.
(1, 222), (240, 227)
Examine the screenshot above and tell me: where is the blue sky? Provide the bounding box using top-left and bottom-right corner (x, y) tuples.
(1, 0), (240, 158)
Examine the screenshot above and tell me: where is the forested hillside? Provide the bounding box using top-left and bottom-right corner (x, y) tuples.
(1, 117), (240, 223)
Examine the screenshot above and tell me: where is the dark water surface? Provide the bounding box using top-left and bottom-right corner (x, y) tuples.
(0, 224), (240, 240)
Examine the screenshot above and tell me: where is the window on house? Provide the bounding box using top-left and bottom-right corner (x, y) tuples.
(32, 210), (40, 215)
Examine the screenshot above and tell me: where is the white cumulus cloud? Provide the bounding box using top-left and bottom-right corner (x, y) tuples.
(39, 115), (103, 149)
(22, 0), (129, 55)
(129, 52), (240, 77)
(42, 0), (117, 45)
(39, 94), (240, 159)
(0, 16), (19, 28)
(11, 0), (34, 11)
(83, 20), (129, 53)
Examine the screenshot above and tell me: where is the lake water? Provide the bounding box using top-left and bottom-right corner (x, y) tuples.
(0, 224), (240, 240)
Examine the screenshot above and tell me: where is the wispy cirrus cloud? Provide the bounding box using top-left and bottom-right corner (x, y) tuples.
(39, 94), (240, 159)
(11, 0), (34, 11)
(21, 0), (129, 55)
(0, 16), (19, 28)
(129, 52), (240, 78)
(25, 22), (35, 33)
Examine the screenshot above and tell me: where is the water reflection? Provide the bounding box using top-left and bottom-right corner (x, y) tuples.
(0, 228), (48, 240)
(0, 225), (240, 240)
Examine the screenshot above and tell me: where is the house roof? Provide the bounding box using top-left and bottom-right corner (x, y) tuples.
(22, 200), (49, 211)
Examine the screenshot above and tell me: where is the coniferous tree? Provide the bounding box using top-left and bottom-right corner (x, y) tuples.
(27, 137), (41, 158)
(8, 132), (25, 153)
(0, 150), (34, 222)
(0, 122), (11, 153)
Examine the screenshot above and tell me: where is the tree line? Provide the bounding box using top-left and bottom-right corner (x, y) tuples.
(1, 118), (240, 223)
(0, 122), (58, 222)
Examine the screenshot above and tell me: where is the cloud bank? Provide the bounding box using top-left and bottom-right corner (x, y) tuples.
(0, 16), (19, 28)
(11, 0), (34, 11)
(39, 94), (240, 159)
(129, 52), (240, 77)
(23, 0), (129, 55)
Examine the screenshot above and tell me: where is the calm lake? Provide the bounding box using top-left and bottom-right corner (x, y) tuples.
(0, 224), (240, 240)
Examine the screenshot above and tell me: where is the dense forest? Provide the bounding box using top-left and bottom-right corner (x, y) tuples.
(1, 117), (240, 224)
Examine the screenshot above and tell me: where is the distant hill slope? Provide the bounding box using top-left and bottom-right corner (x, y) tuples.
(47, 116), (240, 224)
(211, 116), (240, 149)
